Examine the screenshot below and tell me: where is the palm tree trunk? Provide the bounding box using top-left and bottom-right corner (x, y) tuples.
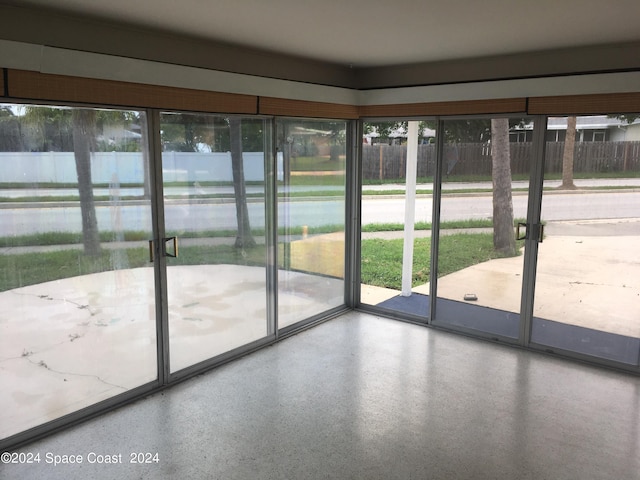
(491, 118), (516, 256)
(72, 109), (101, 256)
(560, 116), (577, 189)
(229, 117), (256, 248)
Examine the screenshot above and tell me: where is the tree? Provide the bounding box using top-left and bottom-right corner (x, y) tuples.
(22, 106), (100, 254)
(367, 118), (517, 256)
(229, 117), (256, 248)
(22, 106), (139, 255)
(442, 119), (490, 144)
(491, 118), (517, 256)
(0, 106), (23, 151)
(365, 121), (436, 144)
(560, 116), (577, 189)
(363, 121), (405, 143)
(610, 114), (640, 124)
(160, 113), (257, 249)
(71, 109), (101, 255)
(21, 105), (73, 152)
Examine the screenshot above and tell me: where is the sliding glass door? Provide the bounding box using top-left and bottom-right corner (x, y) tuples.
(1, 106), (354, 448)
(434, 116), (535, 339)
(359, 120), (435, 320)
(0, 104), (157, 440)
(360, 113), (640, 369)
(276, 118), (347, 328)
(530, 114), (640, 365)
(159, 113), (270, 373)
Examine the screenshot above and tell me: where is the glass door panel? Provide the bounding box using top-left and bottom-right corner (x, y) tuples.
(0, 105), (156, 440)
(160, 113), (269, 373)
(434, 117), (534, 338)
(531, 114), (640, 365)
(360, 120), (435, 319)
(276, 119), (346, 328)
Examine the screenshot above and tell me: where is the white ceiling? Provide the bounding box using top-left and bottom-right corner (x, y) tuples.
(8, 0), (640, 68)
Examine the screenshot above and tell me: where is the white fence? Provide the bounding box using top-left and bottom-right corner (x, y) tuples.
(0, 151), (277, 184)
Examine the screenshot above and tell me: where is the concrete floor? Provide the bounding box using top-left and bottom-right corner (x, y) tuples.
(2, 218), (639, 477)
(2, 311), (639, 480)
(3, 219), (637, 442)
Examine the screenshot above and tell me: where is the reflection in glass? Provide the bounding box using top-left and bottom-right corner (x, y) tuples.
(160, 113), (269, 372)
(276, 119), (346, 328)
(0, 104), (156, 441)
(434, 117), (533, 338)
(531, 114), (640, 365)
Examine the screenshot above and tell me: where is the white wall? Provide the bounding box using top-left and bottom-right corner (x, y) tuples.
(623, 124), (640, 141)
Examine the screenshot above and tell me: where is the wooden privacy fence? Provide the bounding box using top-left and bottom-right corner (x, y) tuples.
(544, 141), (640, 174)
(362, 141), (640, 180)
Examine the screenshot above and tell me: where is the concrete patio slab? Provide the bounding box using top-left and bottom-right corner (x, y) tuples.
(363, 220), (640, 338)
(0, 264), (342, 440)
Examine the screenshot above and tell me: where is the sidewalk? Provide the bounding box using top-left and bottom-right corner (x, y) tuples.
(363, 177), (640, 192)
(1, 177), (639, 200)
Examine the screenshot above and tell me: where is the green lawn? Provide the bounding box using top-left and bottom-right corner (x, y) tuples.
(0, 247), (149, 292)
(0, 243), (266, 292)
(362, 218), (526, 232)
(0, 230), (520, 293)
(0, 225), (350, 249)
(361, 233), (522, 289)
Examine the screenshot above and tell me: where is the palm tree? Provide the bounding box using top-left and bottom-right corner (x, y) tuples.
(229, 117), (256, 248)
(71, 109), (101, 255)
(22, 106), (137, 255)
(491, 118), (516, 256)
(560, 116), (577, 189)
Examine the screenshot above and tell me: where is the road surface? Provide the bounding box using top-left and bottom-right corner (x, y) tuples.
(1, 191), (639, 236)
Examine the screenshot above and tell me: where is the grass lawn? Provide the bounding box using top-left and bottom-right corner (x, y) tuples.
(0, 247), (150, 292)
(0, 225), (349, 249)
(0, 231), (518, 293)
(361, 233), (522, 289)
(362, 218), (527, 232)
(0, 243), (266, 292)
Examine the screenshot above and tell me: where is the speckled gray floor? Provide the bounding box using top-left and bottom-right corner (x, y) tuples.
(2, 311), (639, 480)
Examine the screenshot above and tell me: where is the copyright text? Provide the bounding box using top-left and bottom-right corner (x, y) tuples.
(1, 451), (160, 466)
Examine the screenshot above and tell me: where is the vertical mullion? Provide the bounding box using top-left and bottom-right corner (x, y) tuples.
(265, 117), (278, 337)
(519, 114), (547, 346)
(346, 119), (362, 307)
(428, 117), (444, 323)
(147, 109), (170, 384)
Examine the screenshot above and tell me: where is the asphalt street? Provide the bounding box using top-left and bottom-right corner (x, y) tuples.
(0, 180), (639, 236)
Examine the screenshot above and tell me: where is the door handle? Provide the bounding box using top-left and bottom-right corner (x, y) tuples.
(516, 223), (545, 242)
(148, 237), (179, 261)
(164, 236), (179, 258)
(516, 222), (528, 240)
